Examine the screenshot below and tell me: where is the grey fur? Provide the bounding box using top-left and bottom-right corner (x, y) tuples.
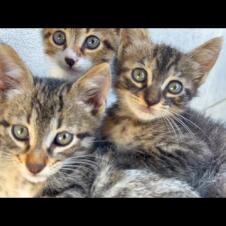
(100, 31), (226, 197)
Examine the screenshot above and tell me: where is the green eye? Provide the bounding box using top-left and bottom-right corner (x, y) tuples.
(132, 68), (147, 83)
(53, 31), (66, 46)
(85, 35), (100, 49)
(167, 81), (183, 94)
(54, 131), (74, 147)
(12, 125), (29, 141)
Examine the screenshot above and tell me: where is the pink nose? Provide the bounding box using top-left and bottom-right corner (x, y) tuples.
(25, 152), (48, 175)
(26, 162), (46, 174)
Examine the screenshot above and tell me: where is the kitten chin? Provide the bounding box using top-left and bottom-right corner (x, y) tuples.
(47, 57), (86, 81)
(0, 166), (45, 197)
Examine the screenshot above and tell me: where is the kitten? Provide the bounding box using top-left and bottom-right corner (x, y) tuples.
(42, 28), (120, 81)
(100, 29), (226, 197)
(0, 43), (198, 198)
(0, 43), (111, 197)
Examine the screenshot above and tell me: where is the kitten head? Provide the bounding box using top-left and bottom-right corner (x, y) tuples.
(114, 29), (223, 122)
(0, 43), (111, 185)
(42, 28), (120, 80)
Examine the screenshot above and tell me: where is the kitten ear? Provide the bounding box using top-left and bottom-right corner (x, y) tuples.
(0, 43), (33, 100)
(188, 37), (223, 85)
(72, 63), (111, 116)
(118, 29), (151, 57)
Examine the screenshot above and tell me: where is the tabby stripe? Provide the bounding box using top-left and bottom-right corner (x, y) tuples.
(103, 40), (114, 51)
(44, 32), (51, 39)
(0, 120), (10, 127)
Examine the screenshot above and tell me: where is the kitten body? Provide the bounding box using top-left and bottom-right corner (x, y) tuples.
(90, 151), (199, 197)
(101, 29), (226, 197)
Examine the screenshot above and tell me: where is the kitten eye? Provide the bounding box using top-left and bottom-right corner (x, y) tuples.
(54, 131), (73, 146)
(167, 81), (183, 94)
(52, 31), (66, 46)
(12, 125), (29, 141)
(132, 68), (147, 83)
(85, 35), (100, 50)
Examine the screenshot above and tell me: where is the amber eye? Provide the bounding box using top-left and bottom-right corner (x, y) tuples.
(132, 68), (147, 83)
(167, 81), (183, 94)
(52, 31), (66, 46)
(12, 125), (29, 141)
(54, 131), (74, 147)
(85, 35), (100, 49)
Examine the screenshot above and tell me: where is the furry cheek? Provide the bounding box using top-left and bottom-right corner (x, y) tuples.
(80, 136), (94, 148)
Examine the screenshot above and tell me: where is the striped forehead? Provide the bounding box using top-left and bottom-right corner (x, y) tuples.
(151, 45), (182, 81)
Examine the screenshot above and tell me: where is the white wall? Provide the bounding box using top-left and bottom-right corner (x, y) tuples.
(0, 29), (225, 122)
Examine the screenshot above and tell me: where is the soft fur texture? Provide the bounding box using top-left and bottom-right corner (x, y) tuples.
(100, 29), (226, 197)
(42, 28), (120, 81)
(0, 43), (199, 198)
(0, 43), (111, 197)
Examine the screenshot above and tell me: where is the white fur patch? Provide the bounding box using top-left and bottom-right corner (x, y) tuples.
(50, 48), (93, 79)
(5, 88), (23, 100)
(81, 136), (94, 148)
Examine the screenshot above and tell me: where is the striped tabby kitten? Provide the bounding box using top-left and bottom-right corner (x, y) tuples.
(42, 28), (120, 81)
(101, 29), (226, 197)
(0, 43), (198, 197)
(0, 43), (111, 197)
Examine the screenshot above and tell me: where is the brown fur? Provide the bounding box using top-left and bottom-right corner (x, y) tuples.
(0, 43), (111, 197)
(99, 29), (226, 197)
(42, 28), (120, 80)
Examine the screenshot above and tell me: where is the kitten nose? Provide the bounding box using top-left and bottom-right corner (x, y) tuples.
(26, 162), (46, 174)
(65, 57), (75, 67)
(145, 88), (161, 106)
(25, 152), (48, 175)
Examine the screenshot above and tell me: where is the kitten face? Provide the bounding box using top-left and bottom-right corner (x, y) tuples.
(0, 44), (111, 187)
(114, 29), (223, 122)
(43, 28), (120, 80)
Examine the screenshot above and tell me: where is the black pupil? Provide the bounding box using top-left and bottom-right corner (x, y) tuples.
(62, 133), (68, 140)
(90, 38), (95, 44)
(137, 71), (143, 78)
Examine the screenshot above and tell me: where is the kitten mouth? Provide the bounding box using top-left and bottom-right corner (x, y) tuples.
(23, 174), (47, 184)
(66, 67), (84, 76)
(138, 105), (153, 113)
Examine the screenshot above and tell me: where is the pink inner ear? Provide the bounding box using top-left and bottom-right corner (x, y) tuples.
(199, 59), (216, 74)
(0, 80), (5, 91)
(0, 74), (20, 92)
(87, 92), (103, 109)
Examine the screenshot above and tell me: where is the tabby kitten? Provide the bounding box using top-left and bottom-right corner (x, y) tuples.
(42, 28), (120, 81)
(101, 29), (226, 197)
(0, 43), (198, 198)
(0, 43), (111, 197)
